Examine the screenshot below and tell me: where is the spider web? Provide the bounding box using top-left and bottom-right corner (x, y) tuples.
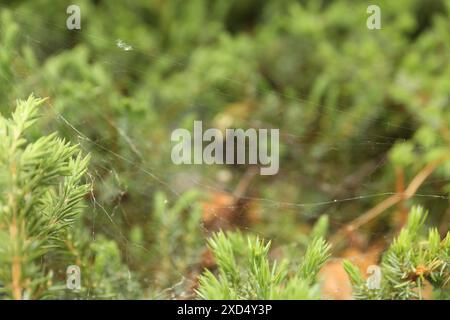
(2, 4), (449, 299)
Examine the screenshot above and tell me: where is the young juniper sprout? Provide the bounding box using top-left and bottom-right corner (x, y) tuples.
(0, 96), (90, 299)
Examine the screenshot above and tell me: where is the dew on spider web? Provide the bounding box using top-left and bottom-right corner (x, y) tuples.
(116, 39), (133, 51)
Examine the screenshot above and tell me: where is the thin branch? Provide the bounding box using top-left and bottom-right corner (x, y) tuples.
(331, 154), (450, 245)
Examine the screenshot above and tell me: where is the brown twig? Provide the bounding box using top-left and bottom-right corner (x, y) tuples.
(331, 154), (450, 246)
(395, 166), (408, 227)
(232, 166), (259, 199)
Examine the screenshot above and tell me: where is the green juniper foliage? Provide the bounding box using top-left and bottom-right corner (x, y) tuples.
(0, 0), (449, 300)
(0, 95), (90, 299)
(60, 190), (204, 299)
(148, 190), (204, 295)
(196, 231), (331, 299)
(344, 206), (450, 300)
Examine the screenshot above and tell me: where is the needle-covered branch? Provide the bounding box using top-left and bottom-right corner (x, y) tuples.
(0, 95), (90, 299)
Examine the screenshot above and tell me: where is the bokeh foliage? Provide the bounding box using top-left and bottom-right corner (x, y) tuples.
(0, 0), (449, 299)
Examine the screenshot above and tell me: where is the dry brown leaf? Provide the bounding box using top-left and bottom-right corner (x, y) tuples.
(320, 245), (382, 300)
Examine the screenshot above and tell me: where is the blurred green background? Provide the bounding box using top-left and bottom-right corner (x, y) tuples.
(0, 0), (449, 298)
